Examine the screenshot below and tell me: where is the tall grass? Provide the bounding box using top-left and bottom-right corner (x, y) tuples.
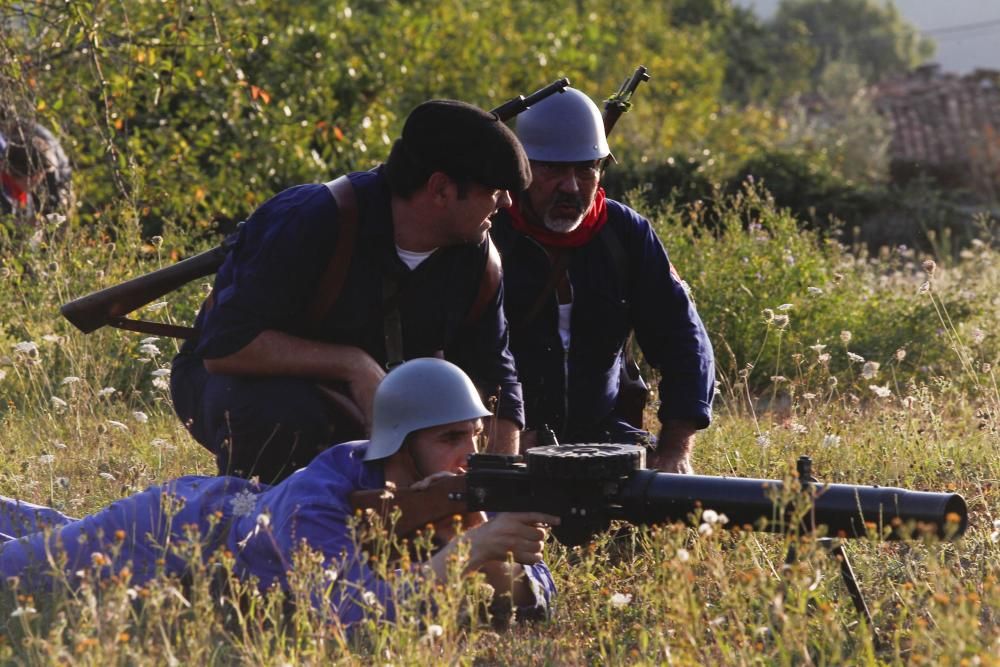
(0, 186), (997, 663)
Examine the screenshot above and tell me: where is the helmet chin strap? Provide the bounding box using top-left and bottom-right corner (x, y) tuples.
(404, 440), (431, 484)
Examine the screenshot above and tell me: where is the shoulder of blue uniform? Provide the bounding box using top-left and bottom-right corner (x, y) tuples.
(295, 441), (385, 494)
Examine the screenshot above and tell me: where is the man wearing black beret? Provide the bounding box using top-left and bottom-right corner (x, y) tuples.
(170, 100), (530, 483)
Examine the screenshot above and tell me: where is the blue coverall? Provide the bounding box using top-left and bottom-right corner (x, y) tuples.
(0, 443), (554, 624)
(491, 197), (715, 443)
(171, 168), (523, 482)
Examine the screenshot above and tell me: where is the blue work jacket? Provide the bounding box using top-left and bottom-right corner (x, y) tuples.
(177, 168), (523, 426)
(491, 199), (715, 442)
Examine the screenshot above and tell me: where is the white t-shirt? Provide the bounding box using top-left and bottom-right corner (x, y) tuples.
(558, 302), (573, 351)
(395, 245), (437, 270)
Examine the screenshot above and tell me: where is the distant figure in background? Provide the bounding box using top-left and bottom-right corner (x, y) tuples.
(490, 87), (715, 473)
(0, 120), (73, 223)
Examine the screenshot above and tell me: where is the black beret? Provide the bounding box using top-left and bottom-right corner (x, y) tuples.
(400, 100), (531, 192)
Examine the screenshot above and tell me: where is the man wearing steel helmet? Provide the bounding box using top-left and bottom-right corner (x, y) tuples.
(491, 87), (715, 473)
(0, 358), (558, 624)
(171, 100), (531, 484)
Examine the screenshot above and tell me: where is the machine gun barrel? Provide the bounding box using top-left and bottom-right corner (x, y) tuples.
(617, 469), (968, 540)
(462, 445), (968, 546)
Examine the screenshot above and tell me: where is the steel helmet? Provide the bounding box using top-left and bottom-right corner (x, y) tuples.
(364, 358), (493, 461)
(514, 86), (610, 163)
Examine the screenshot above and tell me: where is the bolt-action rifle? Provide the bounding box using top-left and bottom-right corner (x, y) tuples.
(598, 65), (650, 428)
(351, 443), (967, 647)
(58, 78), (571, 339)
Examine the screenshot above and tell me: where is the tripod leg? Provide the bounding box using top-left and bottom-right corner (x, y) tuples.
(820, 538), (881, 651)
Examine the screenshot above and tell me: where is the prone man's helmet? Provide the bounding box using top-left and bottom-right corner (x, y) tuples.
(364, 358), (492, 461)
(514, 86), (610, 163)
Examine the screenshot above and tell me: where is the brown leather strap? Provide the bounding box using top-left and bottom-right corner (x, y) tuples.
(381, 273), (404, 369)
(108, 317), (199, 339)
(513, 247), (572, 331)
(462, 237), (502, 328)
(305, 176), (360, 328)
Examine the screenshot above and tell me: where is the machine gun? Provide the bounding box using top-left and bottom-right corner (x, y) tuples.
(351, 443), (968, 647)
(58, 78), (571, 339)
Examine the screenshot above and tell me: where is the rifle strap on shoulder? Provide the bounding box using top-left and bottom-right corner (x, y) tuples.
(305, 176), (360, 328)
(462, 237), (502, 328)
(514, 247), (572, 332)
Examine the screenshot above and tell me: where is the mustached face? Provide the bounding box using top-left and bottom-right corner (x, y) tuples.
(524, 160), (601, 234)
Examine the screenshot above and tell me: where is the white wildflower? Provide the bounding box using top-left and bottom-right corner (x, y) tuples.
(776, 303), (793, 311)
(13, 341), (39, 357)
(324, 568), (339, 583)
(98, 387), (117, 397)
(991, 520), (1000, 543)
(698, 523), (714, 537)
(773, 314), (789, 329)
(151, 368), (171, 377)
(869, 385), (892, 398)
(53, 442), (67, 449)
(230, 489), (258, 517)
(107, 420), (129, 431)
(140, 337), (160, 345)
(847, 352), (865, 363)
(761, 308), (774, 323)
(756, 433), (771, 448)
(900, 396), (917, 409)
(918, 281), (930, 294)
(41, 334), (62, 344)
(676, 548), (690, 562)
(822, 434), (841, 448)
(361, 590), (378, 606)
(150, 438), (174, 449)
(818, 353), (831, 364)
(0, 369), (6, 382)
(61, 376), (82, 385)
(807, 287), (823, 296)
(152, 375), (170, 391)
(132, 411), (149, 424)
(809, 343), (827, 353)
(717, 513), (729, 525)
(609, 592), (632, 608)
(861, 361), (880, 380)
(426, 624), (444, 639)
(10, 606), (37, 618)
(144, 302), (169, 313)
(51, 396), (68, 411)
(256, 513), (271, 529)
(139, 343), (161, 357)
(38, 454), (56, 465)
(702, 509), (719, 525)
(802, 393), (817, 400)
(840, 331), (852, 344)
(99, 472), (116, 481)
(970, 328), (985, 345)
(791, 423), (808, 435)
(895, 349), (906, 362)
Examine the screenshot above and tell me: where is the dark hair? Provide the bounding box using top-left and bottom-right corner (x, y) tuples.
(385, 100), (531, 198)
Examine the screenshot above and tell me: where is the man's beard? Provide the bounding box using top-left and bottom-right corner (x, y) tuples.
(542, 195), (586, 233)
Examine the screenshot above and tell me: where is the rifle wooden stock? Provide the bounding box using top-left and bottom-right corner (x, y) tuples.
(350, 474), (468, 538)
(60, 243), (230, 337)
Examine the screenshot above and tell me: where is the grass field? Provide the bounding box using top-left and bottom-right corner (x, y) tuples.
(0, 205), (997, 665)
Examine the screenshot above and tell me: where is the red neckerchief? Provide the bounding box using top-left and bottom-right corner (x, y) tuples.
(1, 172), (28, 207)
(507, 188), (608, 248)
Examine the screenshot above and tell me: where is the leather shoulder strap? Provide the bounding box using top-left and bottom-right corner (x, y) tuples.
(462, 236), (502, 328)
(305, 176), (360, 327)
